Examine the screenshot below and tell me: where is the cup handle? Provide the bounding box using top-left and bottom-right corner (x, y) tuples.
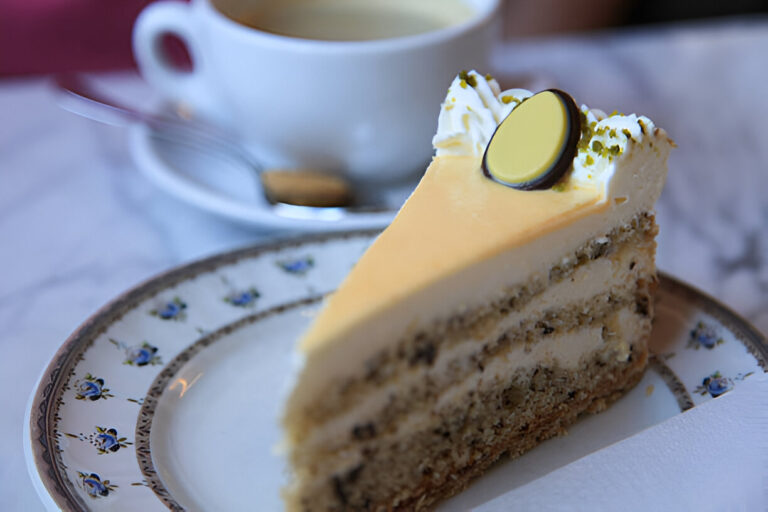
(132, 1), (219, 114)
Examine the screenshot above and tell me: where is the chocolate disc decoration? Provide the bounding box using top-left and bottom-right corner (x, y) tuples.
(483, 89), (580, 190)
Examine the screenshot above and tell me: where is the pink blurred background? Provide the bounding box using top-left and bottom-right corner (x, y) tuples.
(2, 0), (766, 76)
(0, 0), (156, 76)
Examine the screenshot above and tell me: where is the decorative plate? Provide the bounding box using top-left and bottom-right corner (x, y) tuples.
(25, 230), (768, 511)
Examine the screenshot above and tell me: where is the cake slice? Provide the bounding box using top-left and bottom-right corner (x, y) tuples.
(282, 71), (673, 511)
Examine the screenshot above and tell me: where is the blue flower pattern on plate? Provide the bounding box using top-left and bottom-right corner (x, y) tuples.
(695, 371), (733, 397)
(126, 342), (160, 366)
(78, 472), (117, 498)
(95, 427), (129, 454)
(63, 426), (132, 454)
(276, 255), (314, 275)
(224, 287), (260, 307)
(687, 321), (724, 349)
(74, 374), (113, 401)
(110, 339), (162, 366)
(150, 297), (187, 321)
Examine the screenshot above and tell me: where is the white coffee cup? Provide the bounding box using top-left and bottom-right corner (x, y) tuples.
(133, 0), (501, 182)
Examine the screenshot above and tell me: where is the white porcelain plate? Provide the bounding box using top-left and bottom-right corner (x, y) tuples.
(25, 231), (768, 511)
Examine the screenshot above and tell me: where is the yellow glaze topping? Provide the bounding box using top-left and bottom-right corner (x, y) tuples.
(299, 156), (606, 353)
(485, 91), (570, 186)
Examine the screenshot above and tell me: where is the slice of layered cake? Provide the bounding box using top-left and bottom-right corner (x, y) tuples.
(282, 70), (673, 511)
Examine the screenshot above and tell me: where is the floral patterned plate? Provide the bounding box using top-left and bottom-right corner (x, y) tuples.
(25, 230), (768, 511)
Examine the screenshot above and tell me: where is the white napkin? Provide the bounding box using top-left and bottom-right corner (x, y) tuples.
(477, 374), (768, 511)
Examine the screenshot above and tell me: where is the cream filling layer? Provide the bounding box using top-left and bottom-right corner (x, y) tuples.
(297, 304), (644, 480)
(428, 237), (653, 377)
(296, 247), (652, 455)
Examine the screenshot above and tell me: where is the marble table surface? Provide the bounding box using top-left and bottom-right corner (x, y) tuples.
(3, 17), (768, 511)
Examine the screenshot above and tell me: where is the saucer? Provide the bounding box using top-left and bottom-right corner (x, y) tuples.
(128, 124), (413, 231)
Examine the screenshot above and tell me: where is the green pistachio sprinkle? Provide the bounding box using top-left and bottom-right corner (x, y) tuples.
(592, 140), (603, 153)
(552, 182), (566, 192)
(638, 119), (647, 134)
(501, 96), (520, 105)
(458, 70), (477, 88)
(622, 128), (632, 138)
(577, 111), (592, 152)
(609, 128), (617, 138)
(610, 144), (621, 155)
(485, 73), (494, 81)
(585, 154), (595, 166)
(460, 80), (468, 89)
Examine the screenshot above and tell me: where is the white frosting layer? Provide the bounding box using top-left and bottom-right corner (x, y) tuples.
(432, 71), (531, 156)
(432, 70), (665, 197)
(571, 106), (659, 196)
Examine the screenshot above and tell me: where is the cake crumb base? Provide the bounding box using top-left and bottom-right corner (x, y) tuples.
(290, 335), (649, 511)
(394, 344), (648, 511)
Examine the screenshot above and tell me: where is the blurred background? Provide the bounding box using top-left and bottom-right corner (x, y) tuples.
(3, 0), (768, 75)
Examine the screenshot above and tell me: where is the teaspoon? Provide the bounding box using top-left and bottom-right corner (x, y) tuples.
(53, 74), (395, 220)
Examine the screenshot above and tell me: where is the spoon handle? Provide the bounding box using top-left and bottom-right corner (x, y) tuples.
(53, 73), (263, 173)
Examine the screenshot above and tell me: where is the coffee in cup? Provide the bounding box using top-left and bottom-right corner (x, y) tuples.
(218, 0), (475, 41)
